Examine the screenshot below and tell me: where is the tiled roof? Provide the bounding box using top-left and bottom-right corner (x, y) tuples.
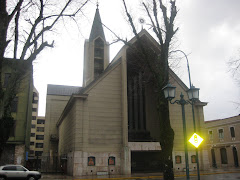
(47, 84), (82, 96)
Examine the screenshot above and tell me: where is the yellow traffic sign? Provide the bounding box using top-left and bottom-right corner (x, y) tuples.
(189, 133), (203, 148)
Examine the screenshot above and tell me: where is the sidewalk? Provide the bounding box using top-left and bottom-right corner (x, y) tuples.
(41, 167), (240, 180)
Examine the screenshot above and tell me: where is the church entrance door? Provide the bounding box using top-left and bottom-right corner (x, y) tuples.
(131, 151), (163, 173)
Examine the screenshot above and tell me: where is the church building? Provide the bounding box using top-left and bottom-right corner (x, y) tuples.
(42, 6), (210, 176)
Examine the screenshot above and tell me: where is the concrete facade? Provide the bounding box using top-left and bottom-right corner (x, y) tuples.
(55, 31), (209, 175)
(205, 115), (240, 168)
(42, 7), (209, 176)
(42, 85), (81, 172)
(57, 62), (124, 176)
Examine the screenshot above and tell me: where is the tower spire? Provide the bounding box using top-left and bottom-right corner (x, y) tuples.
(83, 2), (109, 87)
(89, 1), (105, 41)
(96, 0), (99, 9)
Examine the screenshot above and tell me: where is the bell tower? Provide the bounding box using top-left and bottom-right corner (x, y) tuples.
(83, 5), (109, 87)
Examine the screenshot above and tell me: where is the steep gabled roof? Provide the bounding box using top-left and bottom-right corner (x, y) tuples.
(57, 29), (208, 127)
(111, 29), (160, 64)
(89, 7), (105, 42)
(81, 29), (189, 95)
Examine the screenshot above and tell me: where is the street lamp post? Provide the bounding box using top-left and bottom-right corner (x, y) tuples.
(187, 86), (200, 180)
(162, 83), (200, 180)
(172, 50), (201, 180)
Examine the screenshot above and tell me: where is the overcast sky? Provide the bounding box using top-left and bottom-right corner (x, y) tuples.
(34, 0), (240, 121)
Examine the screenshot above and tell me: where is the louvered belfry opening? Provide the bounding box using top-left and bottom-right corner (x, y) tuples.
(94, 37), (104, 78)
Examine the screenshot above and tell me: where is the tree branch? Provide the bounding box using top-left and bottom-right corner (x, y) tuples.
(14, 8), (21, 59)
(159, 0), (169, 32)
(27, 41), (54, 62)
(8, 0), (24, 21)
(20, 0), (44, 60)
(122, 0), (138, 37)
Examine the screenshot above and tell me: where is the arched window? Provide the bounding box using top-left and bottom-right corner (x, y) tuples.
(94, 38), (104, 78)
(220, 148), (228, 164)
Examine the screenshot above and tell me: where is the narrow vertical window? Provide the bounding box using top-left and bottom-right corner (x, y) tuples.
(94, 38), (104, 78)
(230, 127), (235, 138)
(209, 130), (213, 140)
(218, 129), (224, 139)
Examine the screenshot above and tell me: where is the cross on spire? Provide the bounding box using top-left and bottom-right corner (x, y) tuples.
(89, 0), (105, 41)
(96, 0), (99, 9)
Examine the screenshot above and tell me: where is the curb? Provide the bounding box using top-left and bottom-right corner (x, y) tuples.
(73, 171), (240, 180)
(42, 171), (240, 180)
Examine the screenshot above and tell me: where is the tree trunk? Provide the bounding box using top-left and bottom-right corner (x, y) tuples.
(157, 88), (174, 180)
(0, 1), (9, 93)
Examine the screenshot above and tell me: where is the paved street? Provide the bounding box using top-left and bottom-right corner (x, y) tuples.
(41, 170), (240, 180)
(174, 173), (240, 180)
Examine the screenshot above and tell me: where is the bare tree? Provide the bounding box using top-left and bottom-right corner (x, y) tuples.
(228, 49), (240, 108)
(228, 49), (240, 85)
(0, 0), (89, 157)
(120, 0), (178, 179)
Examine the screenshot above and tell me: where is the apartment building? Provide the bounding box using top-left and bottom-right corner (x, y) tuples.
(28, 87), (45, 170)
